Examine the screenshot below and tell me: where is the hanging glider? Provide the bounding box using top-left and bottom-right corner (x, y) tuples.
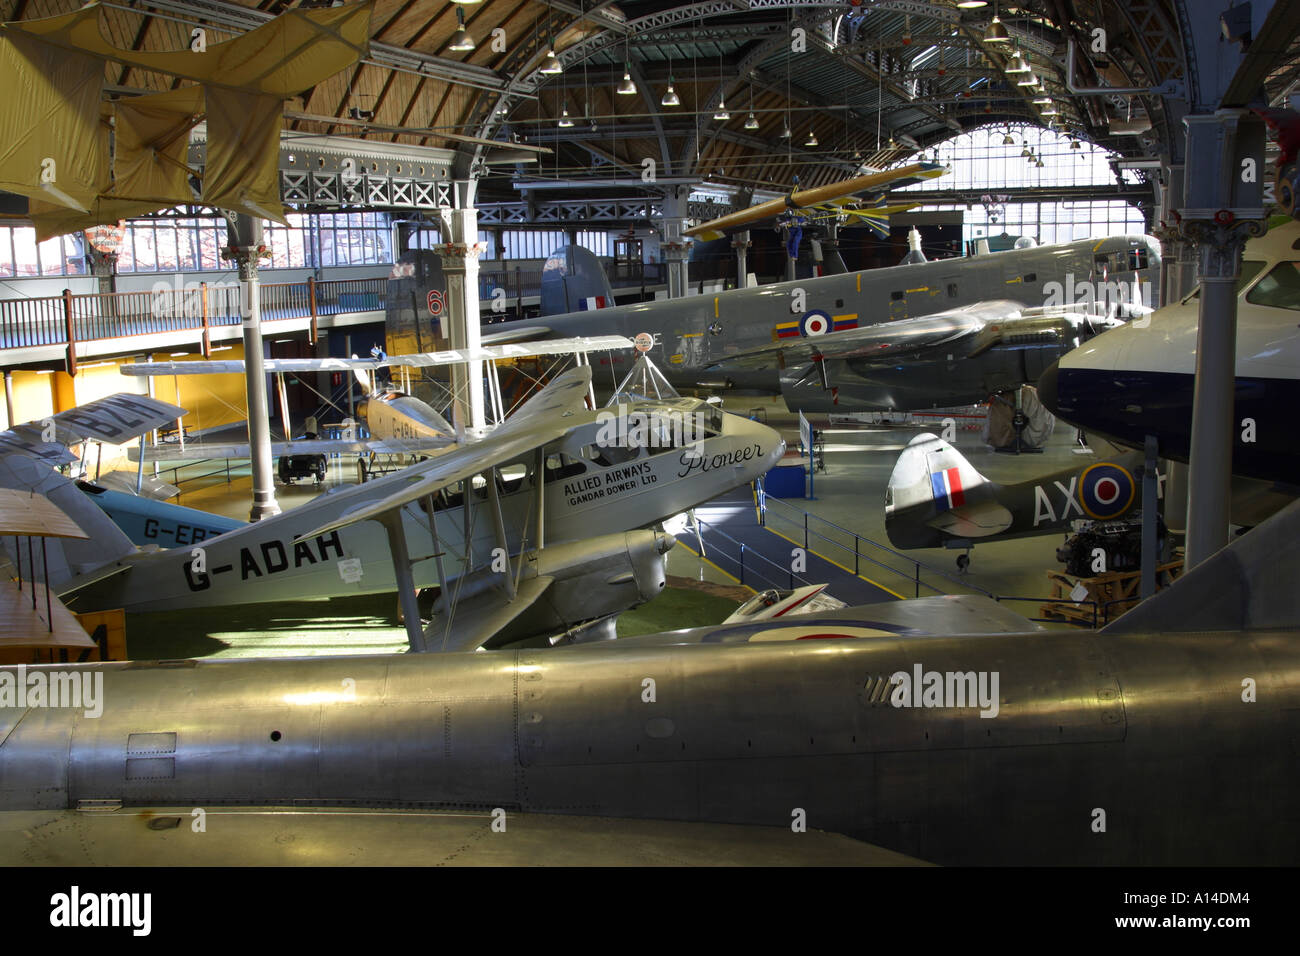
(683, 163), (946, 241)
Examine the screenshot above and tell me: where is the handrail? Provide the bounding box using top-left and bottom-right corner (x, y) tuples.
(3, 263), (669, 355)
(756, 480), (994, 600)
(691, 515), (820, 593)
(751, 478), (1139, 628)
(700, 503), (1109, 625)
(0, 277), (388, 354)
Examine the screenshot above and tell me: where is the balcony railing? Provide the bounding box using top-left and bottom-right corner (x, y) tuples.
(0, 277), (388, 367)
(2, 262), (667, 368)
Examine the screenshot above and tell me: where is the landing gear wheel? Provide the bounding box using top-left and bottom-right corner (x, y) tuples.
(956, 553), (971, 572)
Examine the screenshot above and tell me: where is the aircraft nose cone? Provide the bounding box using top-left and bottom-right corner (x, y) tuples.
(767, 438), (788, 468)
(1037, 361), (1060, 415)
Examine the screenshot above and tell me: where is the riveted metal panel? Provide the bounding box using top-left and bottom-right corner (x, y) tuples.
(517, 637), (1126, 769)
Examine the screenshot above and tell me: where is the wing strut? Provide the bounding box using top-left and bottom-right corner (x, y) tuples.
(575, 351), (597, 409)
(378, 511), (427, 652)
(533, 447), (546, 550)
(485, 467), (516, 601)
(423, 494), (451, 599)
(275, 373), (292, 444)
(486, 363), (507, 425)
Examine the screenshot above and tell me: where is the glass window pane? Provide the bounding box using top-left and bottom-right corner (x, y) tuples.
(154, 224), (179, 272)
(200, 226), (221, 270)
(1245, 262), (1300, 310)
(37, 236), (64, 275)
(13, 227), (39, 276)
(0, 228), (13, 277)
(132, 226), (156, 272)
(287, 227), (306, 268)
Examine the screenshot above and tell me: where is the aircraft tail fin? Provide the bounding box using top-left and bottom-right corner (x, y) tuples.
(885, 434), (1006, 548)
(887, 434), (989, 516)
(1101, 496), (1300, 634)
(540, 244), (616, 316)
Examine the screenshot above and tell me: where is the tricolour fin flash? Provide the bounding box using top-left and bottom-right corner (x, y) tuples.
(884, 434), (1011, 548)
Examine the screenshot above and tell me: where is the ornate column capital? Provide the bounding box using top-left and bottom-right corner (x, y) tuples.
(1172, 215), (1267, 279)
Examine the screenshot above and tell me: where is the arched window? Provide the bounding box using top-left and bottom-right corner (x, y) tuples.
(894, 125), (1147, 247)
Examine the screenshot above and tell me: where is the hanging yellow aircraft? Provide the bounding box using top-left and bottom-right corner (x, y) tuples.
(683, 162), (946, 241)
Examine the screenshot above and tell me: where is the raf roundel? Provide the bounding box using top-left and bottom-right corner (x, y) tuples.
(799, 310), (832, 337)
(1078, 462), (1136, 520)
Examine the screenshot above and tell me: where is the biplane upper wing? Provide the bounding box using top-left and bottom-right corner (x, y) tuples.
(683, 163), (946, 241)
(118, 335), (633, 378)
(296, 365), (594, 540)
(0, 394), (186, 465)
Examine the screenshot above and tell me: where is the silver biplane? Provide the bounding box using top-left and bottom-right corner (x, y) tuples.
(0, 360), (785, 652)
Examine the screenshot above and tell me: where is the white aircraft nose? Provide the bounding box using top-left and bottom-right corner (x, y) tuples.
(753, 434), (786, 473)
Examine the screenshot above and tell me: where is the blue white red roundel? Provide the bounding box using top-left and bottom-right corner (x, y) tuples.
(800, 310), (831, 336)
(1078, 463), (1135, 520)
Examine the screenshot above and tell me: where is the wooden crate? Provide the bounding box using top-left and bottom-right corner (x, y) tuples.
(1040, 559), (1185, 626)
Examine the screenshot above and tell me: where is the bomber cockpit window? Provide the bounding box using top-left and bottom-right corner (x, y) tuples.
(1245, 261), (1300, 311)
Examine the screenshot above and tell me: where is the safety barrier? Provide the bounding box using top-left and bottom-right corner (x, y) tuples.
(757, 480), (987, 600)
(688, 515), (821, 593)
(753, 478), (1124, 627)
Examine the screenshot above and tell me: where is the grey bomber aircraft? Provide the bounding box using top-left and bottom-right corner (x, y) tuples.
(490, 232), (1160, 413)
(1, 487), (1296, 865)
(0, 367), (784, 651)
(885, 432), (1150, 561)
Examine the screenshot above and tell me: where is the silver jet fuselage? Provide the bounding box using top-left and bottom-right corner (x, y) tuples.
(1, 627), (1293, 865)
(66, 399), (782, 613)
